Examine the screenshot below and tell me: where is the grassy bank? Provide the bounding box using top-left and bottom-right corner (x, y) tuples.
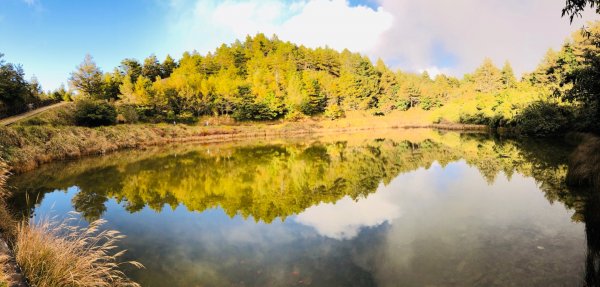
(0, 105), (486, 173)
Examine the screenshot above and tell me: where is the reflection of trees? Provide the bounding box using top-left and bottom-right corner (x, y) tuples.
(581, 191), (600, 287)
(8, 133), (578, 225)
(558, 135), (600, 286)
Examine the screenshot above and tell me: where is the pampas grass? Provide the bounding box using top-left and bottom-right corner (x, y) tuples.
(14, 214), (143, 287)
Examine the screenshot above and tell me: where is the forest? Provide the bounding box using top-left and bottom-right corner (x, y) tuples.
(2, 21), (600, 135)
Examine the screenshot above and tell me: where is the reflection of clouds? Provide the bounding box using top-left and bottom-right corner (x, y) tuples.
(294, 162), (451, 240)
(363, 162), (586, 286)
(293, 160), (585, 285)
(295, 186), (402, 239)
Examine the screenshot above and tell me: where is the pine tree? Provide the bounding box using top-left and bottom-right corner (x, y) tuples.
(142, 55), (161, 81)
(161, 55), (177, 78)
(501, 61), (517, 89)
(472, 58), (502, 93)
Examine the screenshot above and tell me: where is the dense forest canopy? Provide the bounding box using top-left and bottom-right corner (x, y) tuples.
(3, 20), (600, 134)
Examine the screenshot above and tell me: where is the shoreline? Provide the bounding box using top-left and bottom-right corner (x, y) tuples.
(1, 122), (487, 174)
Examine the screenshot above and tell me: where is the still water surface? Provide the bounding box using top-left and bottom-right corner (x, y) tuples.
(8, 130), (591, 286)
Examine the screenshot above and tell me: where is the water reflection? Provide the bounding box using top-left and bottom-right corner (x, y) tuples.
(7, 130), (596, 286)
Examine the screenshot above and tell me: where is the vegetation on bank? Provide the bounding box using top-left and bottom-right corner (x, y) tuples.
(0, 101), (491, 173)
(3, 21), (600, 137)
(0, 1), (598, 285)
(0, 54), (65, 119)
(15, 217), (142, 287)
(0, 159), (142, 286)
(58, 20), (600, 135)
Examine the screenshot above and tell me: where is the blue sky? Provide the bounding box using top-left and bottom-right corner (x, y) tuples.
(0, 0), (175, 89)
(0, 0), (597, 90)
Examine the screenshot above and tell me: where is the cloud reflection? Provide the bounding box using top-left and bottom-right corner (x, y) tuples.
(295, 187), (402, 239)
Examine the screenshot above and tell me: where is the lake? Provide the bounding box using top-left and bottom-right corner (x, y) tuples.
(7, 129), (592, 286)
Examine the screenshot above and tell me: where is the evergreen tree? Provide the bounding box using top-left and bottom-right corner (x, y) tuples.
(472, 58), (502, 93)
(501, 61), (517, 89)
(142, 54), (161, 81)
(161, 54), (177, 78)
(119, 58), (142, 83)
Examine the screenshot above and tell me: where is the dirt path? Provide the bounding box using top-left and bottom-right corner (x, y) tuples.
(0, 102), (69, 126)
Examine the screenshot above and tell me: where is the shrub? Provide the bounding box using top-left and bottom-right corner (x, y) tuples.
(74, 100), (117, 127)
(395, 99), (410, 111)
(166, 111), (197, 124)
(116, 105), (139, 124)
(232, 100), (281, 121)
(324, 104), (345, 120)
(420, 97), (443, 111)
(514, 101), (573, 136)
(459, 112), (507, 128)
(459, 112), (489, 125)
(284, 110), (306, 121)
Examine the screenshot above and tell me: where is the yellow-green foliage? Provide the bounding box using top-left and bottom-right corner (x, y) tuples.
(432, 82), (549, 125)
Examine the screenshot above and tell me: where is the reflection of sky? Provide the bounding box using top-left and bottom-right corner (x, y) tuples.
(294, 185), (402, 240)
(294, 161), (467, 240)
(30, 160), (586, 286)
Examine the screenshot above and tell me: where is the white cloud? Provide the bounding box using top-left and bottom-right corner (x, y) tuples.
(22, 0), (41, 9)
(418, 66), (453, 78)
(375, 0), (600, 76)
(168, 0), (393, 56)
(168, 0), (599, 77)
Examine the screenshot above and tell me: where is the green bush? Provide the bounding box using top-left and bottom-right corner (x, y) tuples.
(514, 101), (573, 136)
(459, 112), (507, 128)
(459, 112), (488, 125)
(74, 100), (117, 127)
(324, 104), (345, 120)
(420, 97), (443, 111)
(165, 111), (198, 124)
(116, 104), (139, 124)
(232, 100), (281, 121)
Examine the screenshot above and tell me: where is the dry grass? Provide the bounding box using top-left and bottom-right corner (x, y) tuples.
(0, 255), (9, 287)
(14, 214), (142, 287)
(0, 108), (487, 173)
(566, 133), (600, 188)
(0, 158), (141, 286)
(0, 161), (16, 239)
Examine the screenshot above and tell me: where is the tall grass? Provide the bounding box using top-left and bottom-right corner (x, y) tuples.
(0, 161), (16, 239)
(14, 214), (143, 287)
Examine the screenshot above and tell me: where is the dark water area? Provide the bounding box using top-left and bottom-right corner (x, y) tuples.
(7, 130), (596, 286)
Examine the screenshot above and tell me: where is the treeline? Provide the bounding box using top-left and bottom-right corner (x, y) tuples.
(6, 22), (600, 134)
(68, 33), (524, 124)
(0, 53), (69, 118)
(521, 22), (600, 133)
